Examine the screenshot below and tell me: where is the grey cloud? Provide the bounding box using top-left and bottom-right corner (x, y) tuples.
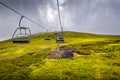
(62, 0), (120, 34)
(0, 0), (120, 41)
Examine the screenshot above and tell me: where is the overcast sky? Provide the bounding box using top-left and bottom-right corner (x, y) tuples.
(0, 0), (120, 41)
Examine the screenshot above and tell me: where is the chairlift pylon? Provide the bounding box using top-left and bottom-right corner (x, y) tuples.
(12, 16), (32, 43)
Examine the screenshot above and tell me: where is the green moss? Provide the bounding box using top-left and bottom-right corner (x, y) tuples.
(0, 31), (120, 80)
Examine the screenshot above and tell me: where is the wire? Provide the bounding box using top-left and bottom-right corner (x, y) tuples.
(56, 0), (64, 39)
(0, 1), (48, 31)
(57, 0), (62, 28)
(25, 17), (48, 30)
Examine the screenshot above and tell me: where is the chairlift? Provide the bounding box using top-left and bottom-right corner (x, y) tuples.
(56, 27), (64, 43)
(56, 0), (64, 43)
(56, 36), (64, 43)
(45, 36), (51, 40)
(12, 16), (31, 43)
(45, 30), (51, 40)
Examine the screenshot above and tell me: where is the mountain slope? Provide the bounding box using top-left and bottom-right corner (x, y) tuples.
(0, 31), (120, 80)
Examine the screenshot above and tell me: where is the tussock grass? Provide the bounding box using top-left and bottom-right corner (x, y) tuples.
(0, 31), (120, 80)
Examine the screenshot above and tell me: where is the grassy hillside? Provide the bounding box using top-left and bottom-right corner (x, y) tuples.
(0, 31), (120, 80)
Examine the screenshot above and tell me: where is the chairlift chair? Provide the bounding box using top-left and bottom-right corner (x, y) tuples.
(45, 36), (51, 40)
(12, 16), (32, 44)
(45, 30), (51, 40)
(56, 37), (64, 43)
(56, 31), (64, 43)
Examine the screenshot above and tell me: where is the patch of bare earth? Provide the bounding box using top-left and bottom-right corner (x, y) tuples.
(47, 46), (79, 59)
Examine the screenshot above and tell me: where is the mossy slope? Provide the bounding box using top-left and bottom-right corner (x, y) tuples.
(0, 31), (120, 80)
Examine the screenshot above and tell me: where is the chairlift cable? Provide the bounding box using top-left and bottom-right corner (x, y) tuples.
(57, 0), (62, 28)
(0, 1), (48, 31)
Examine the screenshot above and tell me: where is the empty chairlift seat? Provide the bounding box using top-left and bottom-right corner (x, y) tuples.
(45, 37), (51, 40)
(12, 27), (31, 44)
(45, 35), (51, 40)
(12, 16), (31, 44)
(56, 36), (64, 43)
(44, 30), (51, 40)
